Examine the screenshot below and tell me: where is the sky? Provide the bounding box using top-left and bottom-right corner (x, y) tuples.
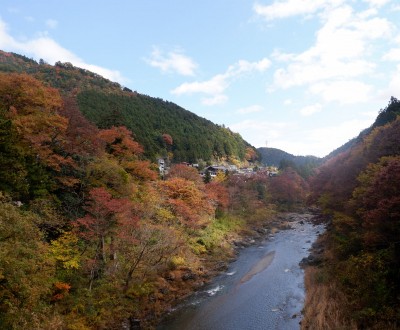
(1, 0), (399, 157)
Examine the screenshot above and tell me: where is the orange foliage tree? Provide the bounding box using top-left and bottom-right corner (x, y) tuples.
(160, 177), (213, 228)
(59, 97), (102, 158)
(245, 146), (258, 162)
(167, 163), (203, 184)
(268, 168), (308, 208)
(98, 126), (157, 181)
(0, 73), (72, 172)
(205, 181), (229, 211)
(98, 126), (143, 160)
(74, 187), (133, 289)
(353, 156), (400, 249)
(162, 133), (173, 146)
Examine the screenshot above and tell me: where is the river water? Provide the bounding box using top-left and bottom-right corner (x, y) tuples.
(158, 213), (324, 330)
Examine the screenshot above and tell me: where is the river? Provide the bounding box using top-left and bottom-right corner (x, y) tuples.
(158, 213), (324, 330)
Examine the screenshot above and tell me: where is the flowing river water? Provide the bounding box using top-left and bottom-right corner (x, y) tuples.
(158, 213), (324, 330)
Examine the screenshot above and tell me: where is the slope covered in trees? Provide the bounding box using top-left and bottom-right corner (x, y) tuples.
(77, 90), (252, 161)
(303, 97), (400, 329)
(0, 50), (255, 163)
(0, 50), (123, 94)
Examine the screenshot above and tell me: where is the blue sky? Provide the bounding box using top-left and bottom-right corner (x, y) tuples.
(1, 0), (399, 157)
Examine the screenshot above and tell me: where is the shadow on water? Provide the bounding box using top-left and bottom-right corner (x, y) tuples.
(239, 250), (276, 285)
(158, 213), (325, 330)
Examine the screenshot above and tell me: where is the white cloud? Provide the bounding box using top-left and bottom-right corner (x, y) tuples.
(389, 64), (400, 90)
(363, 0), (391, 8)
(228, 107), (378, 156)
(307, 6), (391, 59)
(274, 60), (375, 89)
(361, 110), (380, 118)
(202, 94), (228, 106)
(271, 3), (393, 97)
(172, 74), (227, 95)
(145, 47), (197, 76)
(228, 119), (322, 155)
(0, 19), (15, 47)
(382, 64), (400, 98)
(309, 80), (373, 104)
(45, 19), (58, 29)
(0, 18), (126, 83)
(229, 119), (294, 147)
(310, 120), (374, 142)
(358, 8), (379, 19)
(230, 58), (271, 74)
(229, 112), (377, 157)
(236, 105), (264, 114)
(299, 103), (322, 116)
(230, 121), (300, 154)
(271, 49), (296, 62)
(269, 117), (375, 157)
(305, 117), (375, 155)
(253, 0), (328, 21)
(383, 48), (400, 61)
(171, 57), (271, 105)
(23, 37), (81, 64)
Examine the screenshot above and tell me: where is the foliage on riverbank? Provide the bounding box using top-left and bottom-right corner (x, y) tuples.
(0, 73), (309, 329)
(303, 98), (400, 329)
(301, 237), (357, 330)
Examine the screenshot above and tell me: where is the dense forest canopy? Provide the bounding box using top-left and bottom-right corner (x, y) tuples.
(77, 90), (252, 161)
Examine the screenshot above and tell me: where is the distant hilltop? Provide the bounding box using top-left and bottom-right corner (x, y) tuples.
(257, 147), (321, 179)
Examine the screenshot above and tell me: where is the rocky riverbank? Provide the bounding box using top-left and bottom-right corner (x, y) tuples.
(131, 208), (324, 330)
(157, 209), (327, 330)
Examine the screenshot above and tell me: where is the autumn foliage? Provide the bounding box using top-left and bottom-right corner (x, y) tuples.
(98, 125), (144, 159)
(0, 69), (350, 330)
(268, 167), (308, 208)
(6, 71), (400, 330)
(0, 73), (284, 329)
(306, 97), (400, 328)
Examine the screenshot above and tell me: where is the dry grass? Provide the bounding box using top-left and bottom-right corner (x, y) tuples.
(301, 232), (400, 330)
(302, 265), (400, 330)
(301, 266), (356, 330)
(301, 233), (355, 330)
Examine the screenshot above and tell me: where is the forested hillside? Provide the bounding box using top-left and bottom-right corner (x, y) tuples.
(77, 90), (252, 161)
(258, 147), (321, 179)
(0, 50), (255, 162)
(302, 97), (400, 329)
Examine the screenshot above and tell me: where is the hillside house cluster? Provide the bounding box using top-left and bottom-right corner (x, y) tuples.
(157, 158), (279, 180)
(158, 158), (166, 175)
